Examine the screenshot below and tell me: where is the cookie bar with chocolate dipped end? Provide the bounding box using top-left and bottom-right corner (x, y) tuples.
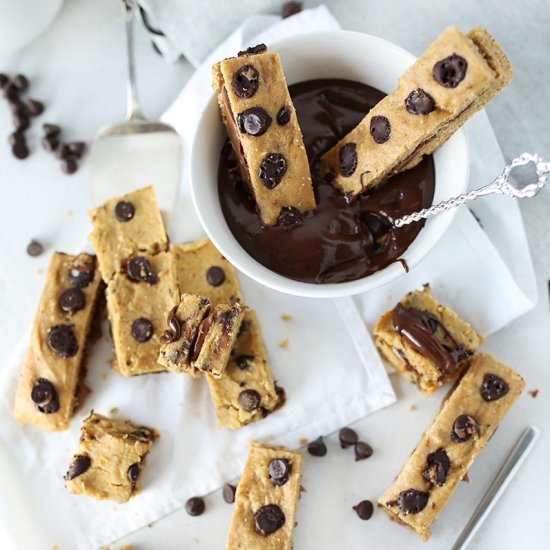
(106, 252), (179, 376)
(13, 252), (101, 431)
(226, 441), (303, 550)
(212, 45), (316, 225)
(321, 26), (512, 198)
(378, 354), (524, 541)
(65, 412), (157, 503)
(88, 186), (168, 282)
(374, 285), (483, 395)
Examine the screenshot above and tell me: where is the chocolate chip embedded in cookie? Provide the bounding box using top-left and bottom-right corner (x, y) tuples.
(131, 318), (153, 343)
(276, 206), (302, 227)
(268, 458), (291, 486)
(59, 288), (86, 314)
(238, 389), (261, 411)
(395, 489), (429, 515)
(451, 414), (480, 442)
(405, 89), (436, 115)
(115, 200), (135, 222)
(31, 378), (60, 414)
(480, 373), (509, 401)
(370, 115), (391, 144)
(65, 455), (91, 480)
(232, 64), (260, 99)
(68, 256), (96, 289)
(206, 266), (225, 287)
(237, 107), (272, 137)
(259, 153), (287, 189)
(126, 256), (157, 284)
(422, 448), (451, 486)
(277, 106), (291, 125)
(235, 354), (254, 370)
(238, 43), (267, 57)
(254, 504), (286, 535)
(339, 143), (358, 176)
(48, 324), (78, 357)
(433, 54), (468, 88)
(127, 463), (140, 491)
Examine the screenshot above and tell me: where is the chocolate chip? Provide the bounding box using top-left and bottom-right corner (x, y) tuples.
(127, 463), (140, 490)
(31, 378), (60, 413)
(353, 500), (374, 520)
(126, 256), (157, 284)
(9, 100), (27, 117)
(41, 135), (58, 152)
(9, 130), (23, 146)
(405, 88), (436, 115)
(115, 200), (135, 222)
(231, 64), (260, 99)
(185, 496), (205, 516)
(4, 83), (18, 101)
(223, 483), (236, 503)
(238, 389), (261, 411)
(276, 206), (302, 227)
(480, 373), (509, 401)
(339, 427), (358, 449)
(370, 115), (391, 144)
(254, 504), (285, 535)
(131, 318), (153, 343)
(160, 305), (181, 344)
(206, 266), (225, 286)
(26, 99), (44, 117)
(13, 74), (29, 91)
(26, 240), (43, 257)
(433, 54), (468, 88)
(268, 458), (291, 486)
(47, 324), (78, 357)
(354, 441), (373, 461)
(43, 123), (61, 137)
(237, 107), (272, 137)
(68, 260), (95, 288)
(61, 158), (78, 175)
(59, 288), (86, 314)
(67, 142), (86, 158)
(451, 414), (481, 442)
(307, 436), (327, 457)
(13, 113), (29, 131)
(56, 143), (71, 159)
(65, 455), (91, 480)
(422, 448), (451, 486)
(11, 138), (29, 160)
(282, 1), (302, 18)
(0, 73), (8, 88)
(238, 44), (267, 57)
(236, 354), (254, 370)
(396, 489), (429, 515)
(277, 107), (291, 125)
(259, 153), (287, 189)
(339, 143), (358, 176)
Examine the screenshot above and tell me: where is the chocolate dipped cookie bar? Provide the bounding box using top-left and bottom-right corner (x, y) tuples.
(374, 285), (483, 395)
(213, 44), (316, 225)
(13, 252), (101, 431)
(321, 26), (512, 198)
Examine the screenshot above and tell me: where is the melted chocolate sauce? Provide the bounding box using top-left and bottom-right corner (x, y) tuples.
(218, 79), (435, 284)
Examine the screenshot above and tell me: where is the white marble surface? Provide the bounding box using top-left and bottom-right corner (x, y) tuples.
(0, 1), (549, 549)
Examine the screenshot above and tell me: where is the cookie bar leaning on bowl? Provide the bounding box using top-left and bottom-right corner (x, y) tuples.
(212, 44), (316, 225)
(320, 26), (512, 198)
(13, 252), (102, 431)
(374, 285), (483, 395)
(378, 353), (525, 541)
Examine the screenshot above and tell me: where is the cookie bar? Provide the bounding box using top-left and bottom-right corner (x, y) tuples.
(374, 285), (483, 395)
(106, 252), (179, 376)
(321, 26), (512, 198)
(226, 441), (303, 550)
(212, 44), (316, 225)
(13, 253), (101, 431)
(65, 412), (157, 503)
(88, 186), (168, 282)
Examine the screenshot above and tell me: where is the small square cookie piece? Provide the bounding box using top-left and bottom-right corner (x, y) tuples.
(226, 441), (303, 550)
(88, 186), (168, 282)
(65, 412), (157, 503)
(374, 285), (483, 395)
(378, 354), (524, 540)
(13, 252), (102, 431)
(213, 45), (316, 225)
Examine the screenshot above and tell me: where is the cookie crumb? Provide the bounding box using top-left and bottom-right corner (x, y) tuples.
(281, 314), (293, 321)
(408, 404), (417, 412)
(298, 437), (308, 445)
(462, 472), (470, 483)
(279, 338), (289, 349)
(110, 407), (119, 414)
(528, 389), (539, 398)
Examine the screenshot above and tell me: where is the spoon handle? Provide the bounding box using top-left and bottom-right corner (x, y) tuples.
(122, 0), (144, 122)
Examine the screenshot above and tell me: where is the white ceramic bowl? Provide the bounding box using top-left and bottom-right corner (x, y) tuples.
(190, 30), (469, 298)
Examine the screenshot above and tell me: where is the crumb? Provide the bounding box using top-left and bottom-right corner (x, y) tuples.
(408, 404), (417, 412)
(463, 472), (470, 483)
(300, 484), (307, 493)
(528, 389), (539, 399)
(279, 338), (289, 349)
(110, 407), (119, 414)
(148, 523), (153, 528)
(36, 269), (44, 275)
(298, 437), (308, 445)
(281, 314), (293, 321)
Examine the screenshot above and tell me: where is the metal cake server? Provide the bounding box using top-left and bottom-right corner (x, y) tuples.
(90, 0), (181, 213)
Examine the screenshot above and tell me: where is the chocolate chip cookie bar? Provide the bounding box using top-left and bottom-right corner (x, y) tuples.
(13, 252), (101, 431)
(213, 44), (316, 225)
(374, 285), (483, 395)
(227, 441), (303, 549)
(106, 252), (179, 376)
(88, 186), (168, 282)
(321, 26), (512, 198)
(65, 412), (157, 503)
(379, 353), (524, 540)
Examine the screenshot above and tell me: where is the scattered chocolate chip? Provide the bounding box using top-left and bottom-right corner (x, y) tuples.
(268, 458), (291, 486)
(59, 288), (86, 314)
(56, 143), (71, 159)
(160, 305), (181, 344)
(405, 88), (436, 115)
(9, 100), (27, 117)
(68, 261), (95, 288)
(0, 73), (8, 88)
(127, 463), (140, 490)
(396, 489), (429, 515)
(276, 206), (302, 227)
(185, 496), (205, 516)
(41, 135), (58, 152)
(237, 107), (272, 137)
(238, 389), (261, 411)
(422, 448), (451, 486)
(370, 115), (391, 144)
(238, 44), (267, 57)
(13, 74), (29, 91)
(9, 131), (24, 146)
(31, 378), (59, 413)
(259, 153), (287, 189)
(451, 414), (480, 443)
(307, 436), (327, 457)
(67, 141), (86, 158)
(26, 239), (43, 257)
(223, 483), (236, 503)
(353, 500), (374, 520)
(480, 373), (509, 401)
(43, 123), (61, 137)
(131, 318), (154, 343)
(4, 83), (18, 101)
(126, 256), (157, 284)
(433, 54), (468, 88)
(26, 99), (44, 117)
(65, 455), (91, 480)
(339, 142), (358, 176)
(236, 354), (254, 370)
(254, 504), (285, 535)
(231, 64), (260, 99)
(115, 200), (135, 222)
(339, 427), (358, 449)
(13, 113), (30, 131)
(61, 158), (78, 175)
(47, 324), (78, 357)
(277, 106), (291, 125)
(206, 266), (225, 286)
(282, 1), (302, 18)
(354, 441), (373, 461)
(12, 139), (29, 159)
